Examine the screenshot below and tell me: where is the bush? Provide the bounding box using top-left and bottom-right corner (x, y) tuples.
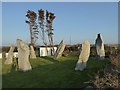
(92, 49), (120, 88)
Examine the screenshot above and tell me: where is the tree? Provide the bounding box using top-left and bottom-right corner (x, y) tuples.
(26, 9), (56, 56)
(38, 9), (48, 54)
(26, 10), (39, 46)
(46, 10), (56, 55)
(38, 9), (56, 55)
(38, 9), (48, 45)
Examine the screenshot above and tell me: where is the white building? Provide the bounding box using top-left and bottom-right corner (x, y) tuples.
(5, 52), (18, 58)
(39, 47), (57, 56)
(1, 47), (57, 59)
(0, 53), (2, 59)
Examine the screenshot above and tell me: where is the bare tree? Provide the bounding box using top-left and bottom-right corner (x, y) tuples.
(26, 10), (39, 46)
(38, 9), (48, 54)
(46, 10), (56, 55)
(38, 9), (46, 45)
(38, 9), (56, 56)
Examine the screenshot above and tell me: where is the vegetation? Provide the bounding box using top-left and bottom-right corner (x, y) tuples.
(26, 10), (38, 46)
(2, 55), (109, 88)
(91, 47), (120, 89)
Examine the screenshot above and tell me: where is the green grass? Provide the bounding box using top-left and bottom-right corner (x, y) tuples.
(2, 55), (110, 88)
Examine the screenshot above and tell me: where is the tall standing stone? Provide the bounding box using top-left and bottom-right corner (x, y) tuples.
(30, 45), (36, 59)
(5, 46), (15, 64)
(2, 52), (6, 61)
(54, 40), (65, 59)
(17, 39), (32, 72)
(75, 40), (90, 71)
(95, 33), (105, 60)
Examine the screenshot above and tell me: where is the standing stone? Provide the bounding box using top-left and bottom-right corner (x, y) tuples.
(95, 33), (105, 60)
(75, 40), (90, 71)
(30, 45), (36, 59)
(17, 39), (32, 72)
(2, 52), (6, 61)
(54, 40), (65, 59)
(5, 46), (15, 64)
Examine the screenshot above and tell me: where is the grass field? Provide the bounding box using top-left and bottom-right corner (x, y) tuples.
(2, 55), (110, 88)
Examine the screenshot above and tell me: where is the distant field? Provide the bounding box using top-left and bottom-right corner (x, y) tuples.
(2, 55), (110, 88)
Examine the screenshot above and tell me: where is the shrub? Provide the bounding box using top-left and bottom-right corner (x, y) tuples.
(91, 50), (120, 88)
